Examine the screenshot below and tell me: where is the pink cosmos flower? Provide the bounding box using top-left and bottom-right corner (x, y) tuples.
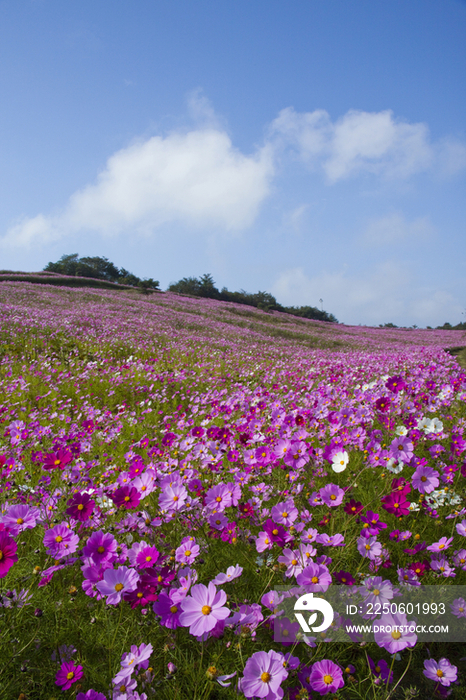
(205, 483), (232, 511)
(357, 536), (382, 561)
(308, 659), (344, 694)
(95, 566), (140, 605)
(175, 537), (199, 565)
(55, 660), (83, 690)
(271, 499), (298, 526)
(412, 466), (439, 494)
(296, 562), (332, 592)
(423, 657), (457, 686)
(159, 483), (188, 512)
(319, 483), (345, 507)
(426, 536), (453, 553)
(450, 597), (466, 617)
(43, 523), (79, 559)
(76, 691), (107, 700)
(241, 650), (288, 699)
(373, 611), (417, 653)
(1, 504), (40, 537)
(277, 549), (305, 578)
(211, 564), (243, 585)
(389, 436), (413, 463)
(179, 582), (230, 636)
(455, 519), (466, 536)
(0, 531), (18, 578)
(113, 642), (153, 682)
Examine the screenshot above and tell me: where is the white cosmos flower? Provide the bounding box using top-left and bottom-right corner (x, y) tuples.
(331, 451), (349, 473)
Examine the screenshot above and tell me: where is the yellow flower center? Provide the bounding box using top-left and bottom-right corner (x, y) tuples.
(365, 544), (371, 550)
(124, 496), (130, 502)
(373, 589), (380, 596)
(97, 546), (105, 553)
(261, 672), (271, 683)
(201, 605), (211, 615)
(272, 529), (279, 535)
(145, 556), (152, 562)
(323, 674), (333, 684)
(54, 459), (61, 466)
(114, 583), (124, 592)
(291, 559), (298, 566)
(77, 504), (84, 510)
(391, 630), (401, 639)
(436, 669), (444, 678)
(66, 671), (74, 680)
(311, 576), (319, 584)
(17, 518), (24, 524)
(170, 605), (178, 613)
(55, 536), (63, 543)
(330, 494), (336, 500)
(185, 550), (191, 557)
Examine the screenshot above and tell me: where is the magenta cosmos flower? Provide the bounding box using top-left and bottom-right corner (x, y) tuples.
(66, 492), (95, 521)
(241, 650), (288, 699)
(82, 530), (117, 565)
(179, 582), (230, 636)
(111, 485), (141, 509)
(76, 691), (107, 700)
(309, 659), (344, 694)
(423, 657), (457, 686)
(0, 531), (18, 578)
(95, 566), (140, 604)
(42, 448), (73, 471)
(55, 660), (83, 690)
(380, 491), (410, 516)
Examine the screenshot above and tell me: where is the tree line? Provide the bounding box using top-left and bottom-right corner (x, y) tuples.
(167, 273), (338, 322)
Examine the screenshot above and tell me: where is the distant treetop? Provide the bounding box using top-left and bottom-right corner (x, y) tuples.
(43, 254), (159, 290)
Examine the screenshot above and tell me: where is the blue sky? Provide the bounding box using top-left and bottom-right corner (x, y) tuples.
(1, 0), (465, 327)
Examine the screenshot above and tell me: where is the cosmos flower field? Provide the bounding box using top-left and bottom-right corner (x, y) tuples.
(1, 281), (466, 699)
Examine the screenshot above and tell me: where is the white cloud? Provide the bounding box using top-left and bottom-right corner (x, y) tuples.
(268, 107), (462, 183)
(360, 212), (436, 247)
(271, 264), (461, 327)
(2, 127), (274, 249)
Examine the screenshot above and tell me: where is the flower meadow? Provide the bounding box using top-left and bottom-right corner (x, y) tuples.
(1, 281), (466, 699)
